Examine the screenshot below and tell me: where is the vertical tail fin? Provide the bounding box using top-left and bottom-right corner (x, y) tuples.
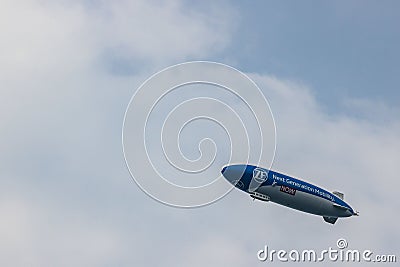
(323, 216), (338, 224)
(332, 191), (344, 200)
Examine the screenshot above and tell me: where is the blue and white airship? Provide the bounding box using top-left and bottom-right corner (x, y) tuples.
(221, 164), (358, 224)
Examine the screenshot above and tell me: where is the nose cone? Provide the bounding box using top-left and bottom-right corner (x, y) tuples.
(221, 166), (227, 174)
(221, 165), (248, 189)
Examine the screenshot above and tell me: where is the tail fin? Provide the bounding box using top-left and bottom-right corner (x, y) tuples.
(323, 216), (338, 224)
(332, 191), (344, 200)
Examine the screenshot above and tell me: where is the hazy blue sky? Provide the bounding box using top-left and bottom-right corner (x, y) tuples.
(1, 1), (399, 266)
(228, 0), (400, 108)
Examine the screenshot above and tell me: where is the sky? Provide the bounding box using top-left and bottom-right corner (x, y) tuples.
(1, 0), (399, 266)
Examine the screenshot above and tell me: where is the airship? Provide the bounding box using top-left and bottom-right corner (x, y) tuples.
(221, 164), (358, 224)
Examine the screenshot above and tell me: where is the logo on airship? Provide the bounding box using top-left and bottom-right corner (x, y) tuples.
(253, 168), (268, 183)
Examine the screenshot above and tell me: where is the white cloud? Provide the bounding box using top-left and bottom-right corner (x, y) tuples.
(119, 72), (400, 265)
(251, 74), (400, 251)
(92, 1), (234, 64)
(0, 0), (235, 168)
(0, 0), (236, 266)
(0, 0), (399, 266)
(0, 0), (233, 78)
(178, 235), (251, 267)
(0, 191), (123, 266)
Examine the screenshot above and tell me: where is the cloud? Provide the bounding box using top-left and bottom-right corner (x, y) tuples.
(251, 74), (400, 251)
(0, 0), (237, 266)
(0, 192), (124, 266)
(0, 0), (399, 266)
(0, 0), (233, 73)
(178, 235), (251, 267)
(92, 1), (234, 66)
(0, 0), (235, 169)
(0, 0), (234, 127)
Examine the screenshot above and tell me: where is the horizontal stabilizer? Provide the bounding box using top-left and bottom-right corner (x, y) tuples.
(332, 191), (344, 200)
(323, 216), (338, 224)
